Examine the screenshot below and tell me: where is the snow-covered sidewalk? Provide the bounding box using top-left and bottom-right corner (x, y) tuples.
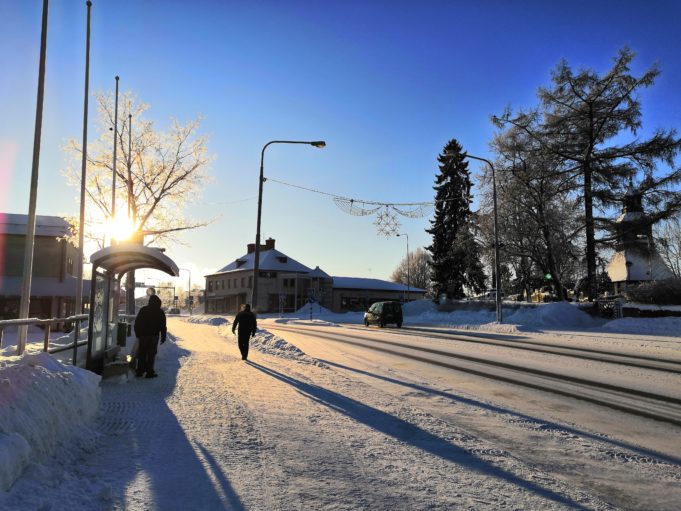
(2, 317), (622, 510)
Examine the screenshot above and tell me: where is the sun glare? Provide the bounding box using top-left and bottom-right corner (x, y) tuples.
(107, 214), (137, 242)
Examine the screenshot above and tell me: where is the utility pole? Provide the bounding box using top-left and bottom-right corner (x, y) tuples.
(17, 0), (49, 354)
(75, 0), (93, 319)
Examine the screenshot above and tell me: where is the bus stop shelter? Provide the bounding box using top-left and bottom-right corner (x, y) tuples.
(86, 245), (179, 373)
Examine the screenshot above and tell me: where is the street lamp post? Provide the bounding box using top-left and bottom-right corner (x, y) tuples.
(111, 75), (119, 226)
(252, 140), (326, 312)
(397, 233), (410, 302)
(180, 268), (192, 316)
(464, 153), (503, 323)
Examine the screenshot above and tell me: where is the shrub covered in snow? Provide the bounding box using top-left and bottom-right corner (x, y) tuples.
(623, 278), (681, 305)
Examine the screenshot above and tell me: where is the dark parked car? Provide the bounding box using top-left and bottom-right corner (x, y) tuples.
(364, 301), (403, 328)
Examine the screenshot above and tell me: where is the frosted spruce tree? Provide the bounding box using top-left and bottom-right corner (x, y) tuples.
(426, 139), (486, 300)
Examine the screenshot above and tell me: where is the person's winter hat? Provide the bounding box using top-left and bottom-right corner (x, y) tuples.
(148, 294), (162, 307)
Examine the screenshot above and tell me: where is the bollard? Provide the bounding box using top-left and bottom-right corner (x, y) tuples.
(43, 324), (51, 352)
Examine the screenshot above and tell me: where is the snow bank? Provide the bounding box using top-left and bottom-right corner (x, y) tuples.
(505, 302), (602, 330)
(0, 353), (101, 490)
(294, 302), (334, 316)
(403, 299), (437, 316)
(601, 317), (681, 336)
(1, 324), (89, 358)
(186, 315), (230, 326)
(402, 300), (602, 332)
(251, 331), (325, 366)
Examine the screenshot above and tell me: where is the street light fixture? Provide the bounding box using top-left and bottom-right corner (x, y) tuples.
(396, 233), (411, 303)
(463, 153), (503, 323)
(252, 140), (326, 312)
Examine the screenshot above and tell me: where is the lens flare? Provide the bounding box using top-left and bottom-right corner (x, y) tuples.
(107, 214), (136, 242)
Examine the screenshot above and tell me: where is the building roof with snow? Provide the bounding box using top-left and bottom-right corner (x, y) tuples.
(0, 213), (72, 238)
(332, 276), (425, 292)
(207, 239), (312, 276)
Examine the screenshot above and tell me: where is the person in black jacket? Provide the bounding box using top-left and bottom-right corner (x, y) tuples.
(232, 303), (257, 360)
(134, 294), (167, 378)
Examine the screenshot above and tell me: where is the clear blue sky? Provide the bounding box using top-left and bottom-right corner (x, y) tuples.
(2, 0), (680, 286)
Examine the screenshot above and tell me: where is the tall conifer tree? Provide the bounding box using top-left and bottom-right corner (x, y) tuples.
(427, 139), (486, 299)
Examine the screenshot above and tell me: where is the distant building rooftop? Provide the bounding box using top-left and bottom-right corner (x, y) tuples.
(0, 213), (72, 238)
(332, 276), (425, 293)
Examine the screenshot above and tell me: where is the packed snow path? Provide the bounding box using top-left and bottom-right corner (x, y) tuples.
(100, 319), (616, 510)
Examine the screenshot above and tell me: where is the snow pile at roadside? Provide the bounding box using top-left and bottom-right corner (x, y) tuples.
(402, 299), (602, 332)
(186, 315), (230, 326)
(505, 302), (602, 329)
(286, 303), (364, 324)
(0, 353), (101, 491)
(403, 299), (437, 316)
(250, 330), (326, 367)
(601, 317), (681, 336)
(293, 302), (334, 316)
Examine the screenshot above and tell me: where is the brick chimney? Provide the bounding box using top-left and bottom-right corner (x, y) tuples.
(265, 238), (275, 250)
(247, 243), (256, 254)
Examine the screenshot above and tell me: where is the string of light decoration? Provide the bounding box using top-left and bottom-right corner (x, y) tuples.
(265, 177), (434, 236)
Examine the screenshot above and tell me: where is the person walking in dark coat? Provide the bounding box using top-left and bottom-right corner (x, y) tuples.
(134, 294), (167, 378)
(232, 303), (257, 360)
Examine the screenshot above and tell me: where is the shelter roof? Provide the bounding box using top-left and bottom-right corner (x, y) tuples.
(90, 245), (179, 277)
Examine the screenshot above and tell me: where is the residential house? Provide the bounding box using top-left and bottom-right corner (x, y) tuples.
(204, 238), (426, 314)
(0, 213), (88, 321)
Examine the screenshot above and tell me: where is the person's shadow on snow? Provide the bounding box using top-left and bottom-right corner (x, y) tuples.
(97, 334), (245, 510)
(247, 361), (591, 510)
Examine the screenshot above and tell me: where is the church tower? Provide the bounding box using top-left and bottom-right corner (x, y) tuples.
(606, 177), (674, 294)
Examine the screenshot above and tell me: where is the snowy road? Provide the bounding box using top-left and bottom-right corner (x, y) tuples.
(262, 319), (681, 510)
(4, 316), (681, 510)
(266, 322), (681, 426)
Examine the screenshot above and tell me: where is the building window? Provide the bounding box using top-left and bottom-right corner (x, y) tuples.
(208, 281), (214, 292)
(248, 276), (253, 288)
(234, 278), (237, 288)
(227, 279), (231, 289)
(66, 257), (74, 275)
(221, 280), (225, 290)
(241, 277), (245, 288)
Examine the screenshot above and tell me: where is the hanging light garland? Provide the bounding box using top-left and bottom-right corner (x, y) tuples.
(266, 177), (433, 236)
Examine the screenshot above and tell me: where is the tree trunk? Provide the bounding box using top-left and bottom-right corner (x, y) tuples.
(583, 167), (597, 302)
(537, 206), (565, 301)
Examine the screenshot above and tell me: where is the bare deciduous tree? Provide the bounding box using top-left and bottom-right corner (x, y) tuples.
(657, 218), (681, 278)
(390, 248), (433, 295)
(63, 90), (213, 248)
